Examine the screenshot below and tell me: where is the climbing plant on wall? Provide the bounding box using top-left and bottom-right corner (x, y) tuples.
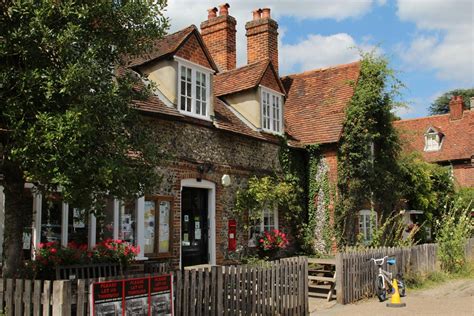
(305, 145), (334, 255)
(336, 51), (403, 246)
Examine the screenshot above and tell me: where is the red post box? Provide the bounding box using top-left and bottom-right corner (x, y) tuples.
(228, 219), (237, 251)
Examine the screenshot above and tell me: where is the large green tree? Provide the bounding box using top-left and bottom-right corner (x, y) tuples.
(0, 1), (168, 277)
(336, 52), (402, 245)
(429, 88), (474, 115)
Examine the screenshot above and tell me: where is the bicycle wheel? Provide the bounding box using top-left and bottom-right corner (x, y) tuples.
(396, 273), (406, 297)
(375, 275), (387, 302)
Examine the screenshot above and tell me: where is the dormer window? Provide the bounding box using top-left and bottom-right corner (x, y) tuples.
(424, 127), (442, 152)
(261, 87), (283, 134)
(176, 58), (212, 120)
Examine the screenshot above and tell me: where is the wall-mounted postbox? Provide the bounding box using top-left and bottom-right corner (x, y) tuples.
(228, 219), (237, 252)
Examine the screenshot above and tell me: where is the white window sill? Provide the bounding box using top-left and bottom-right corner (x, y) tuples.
(178, 111), (213, 122)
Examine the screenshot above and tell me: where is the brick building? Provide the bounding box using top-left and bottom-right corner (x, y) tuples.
(0, 4), (365, 266)
(394, 96), (474, 188)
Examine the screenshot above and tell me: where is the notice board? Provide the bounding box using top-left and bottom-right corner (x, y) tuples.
(91, 274), (173, 316)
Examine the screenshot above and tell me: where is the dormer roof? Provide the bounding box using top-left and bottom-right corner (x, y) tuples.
(127, 25), (219, 72)
(214, 60), (285, 97)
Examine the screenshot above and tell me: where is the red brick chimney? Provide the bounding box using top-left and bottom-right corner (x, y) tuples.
(200, 3), (236, 72)
(449, 95), (464, 120)
(245, 8), (279, 73)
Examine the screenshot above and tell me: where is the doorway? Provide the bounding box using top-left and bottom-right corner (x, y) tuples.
(181, 187), (209, 267)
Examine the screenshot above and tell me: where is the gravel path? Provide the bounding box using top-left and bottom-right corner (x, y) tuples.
(310, 278), (474, 316)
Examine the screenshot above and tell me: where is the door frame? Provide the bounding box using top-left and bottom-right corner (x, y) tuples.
(180, 179), (216, 269)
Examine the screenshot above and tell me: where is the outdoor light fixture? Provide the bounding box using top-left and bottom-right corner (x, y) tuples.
(196, 163), (213, 182)
(221, 174), (231, 187)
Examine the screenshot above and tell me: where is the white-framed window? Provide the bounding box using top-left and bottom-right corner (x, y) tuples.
(261, 87), (283, 134)
(424, 128), (442, 152)
(248, 208), (279, 247)
(176, 58), (212, 120)
(359, 209), (377, 242)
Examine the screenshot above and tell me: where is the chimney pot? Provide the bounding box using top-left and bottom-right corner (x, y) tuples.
(252, 8), (262, 20)
(207, 7), (218, 19)
(262, 8), (271, 19)
(219, 3), (230, 16)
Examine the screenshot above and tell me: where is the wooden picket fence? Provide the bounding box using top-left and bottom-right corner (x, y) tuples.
(0, 256), (308, 316)
(335, 238), (474, 304)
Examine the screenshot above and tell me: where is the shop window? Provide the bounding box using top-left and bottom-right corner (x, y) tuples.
(68, 208), (89, 245)
(120, 201), (136, 245)
(144, 196), (173, 258)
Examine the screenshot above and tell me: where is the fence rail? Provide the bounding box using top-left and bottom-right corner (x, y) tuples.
(0, 256), (308, 316)
(336, 238), (474, 305)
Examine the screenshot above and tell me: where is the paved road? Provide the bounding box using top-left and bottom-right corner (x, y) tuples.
(311, 279), (474, 316)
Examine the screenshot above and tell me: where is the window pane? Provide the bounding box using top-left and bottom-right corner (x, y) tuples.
(119, 201), (136, 245)
(158, 201), (171, 253)
(196, 101), (201, 115)
(96, 199), (114, 242)
(144, 200), (156, 254)
(41, 196), (62, 243)
(68, 208), (88, 245)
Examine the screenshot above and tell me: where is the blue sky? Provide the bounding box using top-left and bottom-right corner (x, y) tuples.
(165, 0), (474, 118)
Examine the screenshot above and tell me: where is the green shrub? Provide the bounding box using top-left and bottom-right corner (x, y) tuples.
(436, 202), (473, 273)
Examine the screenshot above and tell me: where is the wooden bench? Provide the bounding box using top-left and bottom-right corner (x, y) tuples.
(144, 261), (171, 274)
(308, 258), (336, 301)
(55, 262), (121, 280)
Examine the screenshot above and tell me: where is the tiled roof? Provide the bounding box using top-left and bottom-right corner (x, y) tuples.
(135, 93), (280, 143)
(282, 61), (360, 145)
(394, 111), (474, 163)
(126, 26), (196, 68)
(214, 60), (284, 96)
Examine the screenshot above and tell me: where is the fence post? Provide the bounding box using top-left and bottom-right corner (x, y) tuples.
(216, 266), (223, 316)
(335, 253), (343, 304)
(52, 280), (71, 316)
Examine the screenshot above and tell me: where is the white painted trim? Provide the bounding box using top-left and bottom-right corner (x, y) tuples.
(32, 193), (42, 254)
(260, 87), (284, 135)
(89, 213), (96, 249)
(61, 202), (69, 247)
(113, 199), (120, 240)
(258, 84), (285, 96)
(174, 56), (216, 73)
(135, 197), (148, 260)
(176, 60), (212, 121)
(180, 179), (216, 269)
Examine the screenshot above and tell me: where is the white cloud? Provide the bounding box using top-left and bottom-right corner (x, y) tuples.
(280, 34), (359, 74)
(165, 0), (385, 67)
(279, 33), (381, 74)
(396, 0), (474, 84)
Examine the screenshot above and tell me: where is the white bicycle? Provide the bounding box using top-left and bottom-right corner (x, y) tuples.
(369, 256), (406, 302)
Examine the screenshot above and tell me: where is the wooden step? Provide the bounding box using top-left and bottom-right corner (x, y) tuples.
(308, 275), (335, 282)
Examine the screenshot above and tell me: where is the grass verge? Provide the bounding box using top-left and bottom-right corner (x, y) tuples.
(405, 261), (474, 291)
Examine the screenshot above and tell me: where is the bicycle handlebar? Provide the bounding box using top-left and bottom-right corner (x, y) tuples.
(368, 256), (389, 265)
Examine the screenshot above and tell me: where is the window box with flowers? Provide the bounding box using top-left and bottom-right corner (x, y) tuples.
(33, 239), (139, 279)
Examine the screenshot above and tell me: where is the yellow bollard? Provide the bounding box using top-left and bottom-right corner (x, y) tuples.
(386, 278), (406, 308)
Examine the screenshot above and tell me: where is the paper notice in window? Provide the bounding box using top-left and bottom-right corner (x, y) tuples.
(195, 228), (201, 240)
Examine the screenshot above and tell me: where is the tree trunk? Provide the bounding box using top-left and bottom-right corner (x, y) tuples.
(2, 162), (29, 278)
